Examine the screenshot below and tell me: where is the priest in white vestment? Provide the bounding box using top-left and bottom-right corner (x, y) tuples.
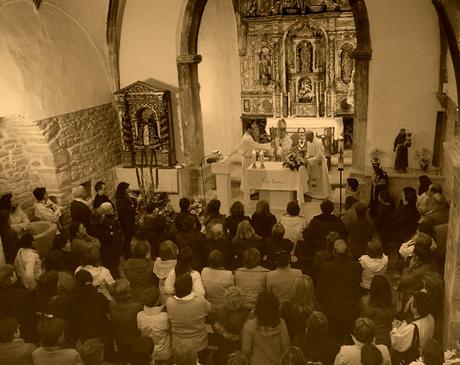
(240, 121), (273, 194)
(305, 130), (331, 199)
(275, 119), (292, 161)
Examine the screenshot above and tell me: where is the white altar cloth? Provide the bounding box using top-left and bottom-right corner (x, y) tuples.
(245, 161), (308, 201)
(266, 117), (343, 139)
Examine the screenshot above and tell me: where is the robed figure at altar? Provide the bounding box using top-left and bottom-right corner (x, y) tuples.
(304, 130), (331, 199)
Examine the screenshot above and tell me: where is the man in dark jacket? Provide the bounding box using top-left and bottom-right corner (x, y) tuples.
(92, 181), (112, 209)
(70, 185), (91, 228)
(302, 199), (347, 257)
(345, 202), (377, 259)
(317, 239), (362, 344)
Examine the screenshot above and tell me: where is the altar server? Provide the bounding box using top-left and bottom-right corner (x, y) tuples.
(240, 121), (272, 195)
(305, 130), (331, 199)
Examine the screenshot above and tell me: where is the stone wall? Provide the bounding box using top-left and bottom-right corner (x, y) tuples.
(36, 103), (123, 209)
(0, 116), (60, 216)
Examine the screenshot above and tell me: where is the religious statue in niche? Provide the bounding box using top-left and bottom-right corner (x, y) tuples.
(297, 41), (313, 74)
(259, 47), (272, 85)
(134, 107), (162, 149)
(341, 43), (354, 84)
(298, 77), (314, 102)
(393, 128), (412, 173)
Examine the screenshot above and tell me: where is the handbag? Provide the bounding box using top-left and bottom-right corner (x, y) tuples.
(391, 323), (420, 365)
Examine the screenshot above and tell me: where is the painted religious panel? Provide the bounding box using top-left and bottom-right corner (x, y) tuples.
(113, 81), (176, 167)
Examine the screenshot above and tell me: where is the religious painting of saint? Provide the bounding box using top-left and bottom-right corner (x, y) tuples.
(298, 77), (314, 103)
(341, 43), (354, 84)
(133, 107), (162, 149)
(297, 41), (313, 74)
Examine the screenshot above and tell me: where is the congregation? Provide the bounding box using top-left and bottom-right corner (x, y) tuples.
(0, 175), (449, 365)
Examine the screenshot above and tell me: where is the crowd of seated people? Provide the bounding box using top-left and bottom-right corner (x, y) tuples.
(0, 176), (449, 365)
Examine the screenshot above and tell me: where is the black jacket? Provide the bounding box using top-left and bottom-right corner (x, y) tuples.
(70, 200), (92, 228)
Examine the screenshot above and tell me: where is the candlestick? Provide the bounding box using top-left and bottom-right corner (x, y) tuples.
(288, 92), (291, 117)
(324, 90), (328, 117)
(280, 92), (284, 117)
(260, 150), (265, 169)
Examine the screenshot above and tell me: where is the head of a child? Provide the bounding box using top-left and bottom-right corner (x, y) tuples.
(367, 240), (383, 259)
(159, 240), (178, 261)
(37, 317), (66, 347)
(142, 286), (160, 308)
(347, 178), (359, 192)
(78, 338), (105, 365)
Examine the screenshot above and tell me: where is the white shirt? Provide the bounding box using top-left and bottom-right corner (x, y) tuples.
(390, 315), (435, 353)
(137, 305), (172, 360)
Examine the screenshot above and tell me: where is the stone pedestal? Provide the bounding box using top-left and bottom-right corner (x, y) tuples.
(210, 158), (232, 215)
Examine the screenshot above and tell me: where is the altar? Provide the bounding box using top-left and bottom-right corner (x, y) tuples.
(244, 161), (308, 209)
(266, 117), (343, 140)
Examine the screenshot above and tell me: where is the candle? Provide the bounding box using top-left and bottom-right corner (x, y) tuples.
(288, 92), (291, 117)
(272, 92), (276, 117)
(280, 92), (283, 117)
(260, 150), (265, 164)
(252, 149), (256, 165)
(324, 90), (328, 117)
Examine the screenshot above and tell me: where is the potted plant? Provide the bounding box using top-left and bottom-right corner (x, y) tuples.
(416, 148), (432, 172)
(369, 148), (385, 169)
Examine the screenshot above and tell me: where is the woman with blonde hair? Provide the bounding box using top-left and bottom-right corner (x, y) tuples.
(232, 221), (263, 268)
(213, 286), (251, 364)
(280, 346), (307, 365)
(281, 274), (316, 340)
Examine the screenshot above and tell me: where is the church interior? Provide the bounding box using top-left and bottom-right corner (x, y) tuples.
(1, 0), (460, 363)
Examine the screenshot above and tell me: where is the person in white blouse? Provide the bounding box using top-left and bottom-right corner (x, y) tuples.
(0, 193), (30, 234)
(32, 187), (62, 231)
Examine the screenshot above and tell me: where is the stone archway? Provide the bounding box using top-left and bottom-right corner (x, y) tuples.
(177, 0), (372, 181)
(0, 115), (61, 215)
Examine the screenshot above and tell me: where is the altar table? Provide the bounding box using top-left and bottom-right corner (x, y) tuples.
(266, 117), (343, 139)
(245, 161), (308, 209)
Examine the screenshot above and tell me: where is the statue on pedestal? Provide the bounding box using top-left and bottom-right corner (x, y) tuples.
(393, 128), (411, 173)
(259, 47), (272, 85)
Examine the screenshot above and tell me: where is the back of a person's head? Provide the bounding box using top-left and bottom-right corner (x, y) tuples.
(413, 291), (432, 318)
(223, 286), (245, 311)
(142, 286), (160, 308)
(413, 240), (433, 264)
(369, 275), (392, 308)
(36, 270), (59, 296)
(110, 279), (131, 301)
(230, 201), (245, 217)
(243, 247), (260, 269)
(354, 202), (368, 218)
(347, 178), (359, 191)
(159, 240), (178, 261)
(271, 223), (285, 239)
(33, 187), (46, 201)
(418, 175), (432, 195)
(280, 346), (307, 365)
(0, 317), (18, 343)
(367, 240), (383, 259)
(208, 249), (224, 269)
(175, 246), (195, 275)
(182, 215), (196, 233)
(115, 182), (129, 199)
(174, 272), (193, 298)
(131, 237), (150, 258)
(210, 223), (224, 240)
(72, 185), (87, 199)
(320, 199), (334, 214)
(19, 232), (34, 249)
(275, 250), (290, 268)
(206, 199), (221, 215)
(235, 220), (256, 241)
(325, 231), (341, 251)
(255, 292), (280, 328)
(256, 199), (270, 216)
(418, 220), (435, 238)
(37, 317), (66, 347)
(305, 311), (328, 336)
(429, 183), (443, 195)
(414, 231), (433, 251)
(94, 181), (105, 193)
(403, 186), (417, 206)
(227, 351), (249, 365)
(361, 343), (383, 365)
(422, 338), (444, 365)
(353, 318), (376, 344)
(91, 207), (104, 224)
(78, 338), (105, 365)
(0, 264), (15, 287)
(290, 275), (315, 312)
(173, 340), (197, 365)
(333, 239), (348, 258)
(75, 269), (94, 292)
(286, 200), (301, 216)
(179, 197), (190, 211)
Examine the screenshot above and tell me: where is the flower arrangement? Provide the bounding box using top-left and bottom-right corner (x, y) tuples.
(416, 148), (432, 172)
(189, 195), (204, 217)
(282, 147), (305, 171)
